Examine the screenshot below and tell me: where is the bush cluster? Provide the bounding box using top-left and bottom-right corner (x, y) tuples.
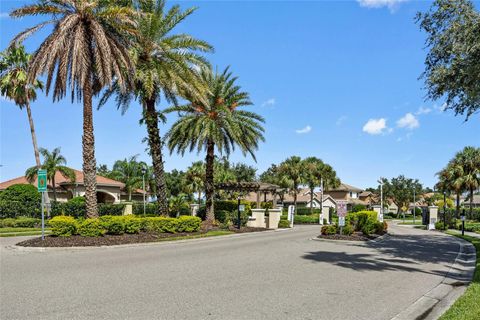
(47, 215), (202, 237)
(295, 208), (321, 216)
(51, 198), (125, 218)
(321, 225), (337, 235)
(0, 217), (41, 228)
(0, 184), (41, 218)
(197, 200), (252, 221)
(278, 219), (290, 228)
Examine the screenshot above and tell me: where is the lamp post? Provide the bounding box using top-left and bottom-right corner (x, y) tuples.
(378, 179), (384, 221)
(141, 167), (147, 216)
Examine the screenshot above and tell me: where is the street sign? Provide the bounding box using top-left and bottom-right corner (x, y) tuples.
(37, 169), (47, 192)
(239, 204), (245, 212)
(338, 216), (345, 227)
(337, 200), (348, 217)
(460, 215), (466, 221)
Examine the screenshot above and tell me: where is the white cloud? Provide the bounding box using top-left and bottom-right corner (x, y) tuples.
(336, 115), (347, 126)
(362, 118), (388, 135)
(397, 113), (419, 129)
(0, 12), (9, 19)
(357, 0), (408, 12)
(261, 98), (275, 108)
(295, 125), (312, 134)
(415, 106), (432, 115)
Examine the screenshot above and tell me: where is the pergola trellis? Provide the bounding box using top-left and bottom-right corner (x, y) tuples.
(216, 182), (283, 207)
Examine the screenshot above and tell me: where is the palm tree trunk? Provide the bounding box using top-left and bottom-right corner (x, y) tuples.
(469, 188), (474, 218)
(82, 77), (98, 218)
(144, 98), (168, 216)
(456, 192), (460, 218)
(25, 99), (50, 211)
(198, 190), (201, 205)
(205, 139), (215, 223)
(310, 187), (314, 214)
(52, 176), (57, 202)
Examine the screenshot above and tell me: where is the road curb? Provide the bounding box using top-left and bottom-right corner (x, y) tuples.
(6, 227), (293, 252)
(390, 235), (476, 320)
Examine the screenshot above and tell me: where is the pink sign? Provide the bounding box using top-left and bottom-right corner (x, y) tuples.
(337, 200), (348, 217)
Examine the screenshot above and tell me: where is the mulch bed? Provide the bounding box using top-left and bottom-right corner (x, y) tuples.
(16, 225), (268, 248)
(317, 232), (384, 241)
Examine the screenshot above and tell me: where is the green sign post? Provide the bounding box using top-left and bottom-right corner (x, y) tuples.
(37, 169), (47, 240)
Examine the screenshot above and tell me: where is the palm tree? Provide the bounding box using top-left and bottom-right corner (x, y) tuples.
(99, 0), (212, 216)
(455, 146), (480, 217)
(26, 147), (75, 202)
(436, 160), (465, 218)
(0, 45), (43, 168)
(186, 161), (205, 205)
(279, 156), (304, 211)
(302, 157), (340, 214)
(166, 67), (265, 223)
(110, 155), (146, 201)
(11, 0), (136, 218)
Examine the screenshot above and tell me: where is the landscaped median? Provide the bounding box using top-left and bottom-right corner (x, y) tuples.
(317, 211), (387, 241)
(15, 215), (270, 247)
(439, 232), (480, 320)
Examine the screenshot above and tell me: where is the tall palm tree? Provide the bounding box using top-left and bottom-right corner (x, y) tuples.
(436, 159), (465, 218)
(186, 161), (205, 205)
(110, 155), (146, 201)
(455, 146), (480, 217)
(302, 157), (340, 214)
(26, 147), (75, 202)
(279, 156), (304, 211)
(0, 45), (43, 168)
(166, 67), (265, 222)
(99, 0), (212, 216)
(11, 0), (136, 218)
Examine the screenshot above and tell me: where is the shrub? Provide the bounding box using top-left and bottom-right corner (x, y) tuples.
(374, 221), (386, 234)
(78, 219), (105, 237)
(226, 210), (249, 227)
(0, 218), (16, 228)
(321, 225), (337, 235)
(48, 216), (78, 237)
(102, 216), (125, 235)
(214, 210), (229, 223)
(0, 184), (41, 218)
(14, 217), (40, 228)
(342, 224), (354, 235)
(98, 203), (125, 216)
(351, 204), (367, 213)
(435, 221), (446, 230)
(278, 219), (291, 228)
(294, 214), (319, 224)
(197, 200), (252, 221)
(176, 216), (201, 232)
(133, 203), (157, 216)
(144, 217), (179, 233)
(295, 207), (321, 215)
(123, 216), (142, 234)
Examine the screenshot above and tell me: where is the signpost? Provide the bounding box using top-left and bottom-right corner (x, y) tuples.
(37, 169), (47, 240)
(288, 205), (295, 228)
(337, 200), (348, 235)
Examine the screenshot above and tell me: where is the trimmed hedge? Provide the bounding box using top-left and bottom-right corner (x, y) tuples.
(278, 219), (291, 228)
(0, 217), (41, 228)
(0, 184), (41, 218)
(45, 215), (202, 237)
(51, 201), (124, 218)
(197, 200), (252, 222)
(49, 216), (78, 237)
(295, 208), (321, 216)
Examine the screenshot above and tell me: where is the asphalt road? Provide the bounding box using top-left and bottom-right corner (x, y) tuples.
(0, 224), (463, 320)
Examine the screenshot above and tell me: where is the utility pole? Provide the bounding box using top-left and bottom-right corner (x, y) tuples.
(413, 189), (416, 225)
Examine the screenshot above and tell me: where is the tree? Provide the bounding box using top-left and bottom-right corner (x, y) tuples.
(302, 157), (340, 213)
(278, 156), (304, 210)
(165, 170), (187, 198)
(436, 159), (465, 217)
(0, 44), (48, 207)
(185, 161), (205, 205)
(382, 175), (423, 215)
(25, 147), (75, 202)
(110, 155), (146, 201)
(99, 0), (212, 216)
(166, 67), (265, 223)
(0, 44), (43, 168)
(416, 0), (480, 119)
(11, 0), (136, 218)
(232, 163), (257, 182)
(260, 164), (291, 203)
(454, 146), (480, 216)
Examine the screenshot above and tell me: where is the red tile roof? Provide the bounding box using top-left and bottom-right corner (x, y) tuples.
(0, 168), (125, 190)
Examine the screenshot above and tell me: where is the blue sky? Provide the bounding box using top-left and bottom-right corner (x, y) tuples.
(0, 0), (479, 189)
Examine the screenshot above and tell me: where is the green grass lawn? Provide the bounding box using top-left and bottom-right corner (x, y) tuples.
(0, 227), (51, 237)
(440, 233), (480, 320)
